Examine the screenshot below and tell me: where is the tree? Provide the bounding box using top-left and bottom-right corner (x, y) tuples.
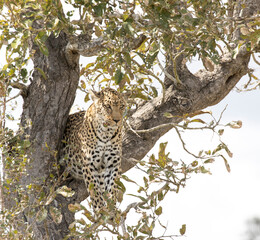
(0, 0), (259, 239)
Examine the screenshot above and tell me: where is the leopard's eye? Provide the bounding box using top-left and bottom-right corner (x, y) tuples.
(120, 104), (125, 110)
(104, 104), (111, 110)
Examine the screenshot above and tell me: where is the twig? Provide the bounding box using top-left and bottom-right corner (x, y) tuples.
(157, 54), (177, 85)
(0, 92), (21, 107)
(172, 51), (185, 85)
(121, 183), (169, 218)
(172, 126), (199, 159)
(216, 105), (228, 125)
(131, 58), (166, 101)
(125, 120), (142, 138)
(135, 123), (176, 134)
(120, 217), (127, 237)
(252, 53), (260, 66)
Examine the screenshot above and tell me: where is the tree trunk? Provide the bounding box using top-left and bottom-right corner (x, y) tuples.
(18, 32), (80, 239)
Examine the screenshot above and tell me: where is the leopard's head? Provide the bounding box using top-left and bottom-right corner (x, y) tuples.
(89, 88), (126, 127)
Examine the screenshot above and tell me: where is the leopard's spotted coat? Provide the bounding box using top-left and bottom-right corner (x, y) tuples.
(60, 88), (126, 212)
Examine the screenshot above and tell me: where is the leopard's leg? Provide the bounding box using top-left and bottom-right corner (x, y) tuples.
(103, 152), (121, 204)
(82, 162), (106, 214)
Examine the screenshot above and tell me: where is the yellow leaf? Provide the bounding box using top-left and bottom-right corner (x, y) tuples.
(95, 25), (102, 37)
(179, 224), (186, 235)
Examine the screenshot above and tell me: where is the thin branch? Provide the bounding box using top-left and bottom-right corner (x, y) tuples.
(121, 183), (169, 219)
(134, 106), (227, 135)
(172, 51), (184, 85)
(172, 126), (199, 158)
(156, 55), (177, 85)
(0, 92), (21, 107)
(135, 122), (176, 134)
(131, 58), (166, 101)
(66, 34), (147, 58)
(124, 120), (142, 138)
(10, 82), (28, 98)
(252, 53), (260, 66)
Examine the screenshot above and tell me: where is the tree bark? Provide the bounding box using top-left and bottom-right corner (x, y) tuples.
(18, 32), (80, 239)
(4, 0), (259, 239)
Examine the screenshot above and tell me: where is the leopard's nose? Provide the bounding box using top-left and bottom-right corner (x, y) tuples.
(114, 119), (120, 123)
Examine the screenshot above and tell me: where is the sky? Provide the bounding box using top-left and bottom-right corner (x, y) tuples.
(157, 88), (260, 240)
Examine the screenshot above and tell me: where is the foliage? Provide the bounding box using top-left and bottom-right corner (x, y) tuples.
(1, 0), (259, 101)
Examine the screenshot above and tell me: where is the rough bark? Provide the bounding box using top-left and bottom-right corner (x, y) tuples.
(18, 32), (80, 239)
(4, 0), (259, 239)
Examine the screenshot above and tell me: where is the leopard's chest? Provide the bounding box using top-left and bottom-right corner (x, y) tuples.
(79, 124), (121, 169)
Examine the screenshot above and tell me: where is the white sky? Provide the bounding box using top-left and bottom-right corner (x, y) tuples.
(157, 88), (260, 240)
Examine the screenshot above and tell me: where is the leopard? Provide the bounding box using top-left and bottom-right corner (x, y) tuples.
(60, 88), (126, 213)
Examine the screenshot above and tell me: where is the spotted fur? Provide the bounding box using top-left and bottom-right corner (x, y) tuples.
(60, 88), (126, 212)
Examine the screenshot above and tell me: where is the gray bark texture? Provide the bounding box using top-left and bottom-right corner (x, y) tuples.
(4, 0), (259, 239)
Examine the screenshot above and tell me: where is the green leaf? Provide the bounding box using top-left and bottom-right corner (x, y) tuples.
(158, 190), (164, 201)
(83, 209), (95, 222)
(155, 206), (162, 215)
(36, 67), (47, 80)
(93, 3), (106, 17)
(158, 142), (168, 168)
(123, 22), (134, 35)
(190, 118), (206, 124)
(36, 207), (48, 223)
(114, 68), (123, 84)
(191, 160), (198, 167)
(49, 206), (62, 224)
(127, 194), (147, 202)
(204, 158), (215, 164)
(218, 129), (224, 136)
(84, 93), (90, 103)
(146, 51), (159, 68)
(115, 179), (126, 193)
(11, 38), (21, 49)
(37, 31), (48, 42)
(22, 139), (31, 149)
(121, 175), (137, 184)
(21, 68), (28, 78)
(95, 25), (102, 37)
(39, 43), (49, 56)
(151, 86), (158, 97)
(164, 112), (174, 118)
(123, 52), (132, 66)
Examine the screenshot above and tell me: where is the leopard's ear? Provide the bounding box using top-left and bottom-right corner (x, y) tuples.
(89, 89), (101, 102)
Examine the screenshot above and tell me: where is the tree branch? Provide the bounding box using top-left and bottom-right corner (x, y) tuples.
(120, 43), (251, 173)
(10, 82), (28, 98)
(65, 34), (147, 66)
